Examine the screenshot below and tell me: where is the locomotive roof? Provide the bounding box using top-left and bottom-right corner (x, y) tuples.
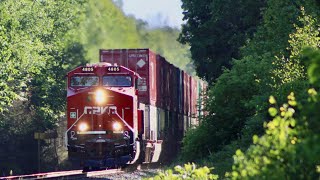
(67, 62), (141, 79)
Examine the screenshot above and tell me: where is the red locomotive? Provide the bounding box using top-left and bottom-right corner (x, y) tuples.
(65, 49), (206, 171)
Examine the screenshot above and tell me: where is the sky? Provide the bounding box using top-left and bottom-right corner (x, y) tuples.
(120, 0), (184, 28)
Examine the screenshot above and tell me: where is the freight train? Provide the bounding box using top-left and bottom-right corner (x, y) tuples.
(65, 49), (206, 171)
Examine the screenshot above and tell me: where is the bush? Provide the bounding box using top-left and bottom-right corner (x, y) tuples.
(228, 49), (320, 179)
(149, 163), (218, 180)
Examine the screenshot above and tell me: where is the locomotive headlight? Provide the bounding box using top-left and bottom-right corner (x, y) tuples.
(95, 89), (106, 104)
(78, 123), (89, 132)
(112, 122), (122, 131)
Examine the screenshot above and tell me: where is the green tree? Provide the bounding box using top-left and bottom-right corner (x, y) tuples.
(0, 0), (87, 174)
(230, 49), (320, 178)
(0, 0), (194, 175)
(78, 0), (192, 72)
(137, 24), (192, 73)
(180, 0), (320, 176)
(179, 0), (266, 81)
(77, 0), (141, 62)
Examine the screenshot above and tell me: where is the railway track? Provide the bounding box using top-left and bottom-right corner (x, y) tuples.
(0, 162), (162, 180)
(0, 169), (123, 180)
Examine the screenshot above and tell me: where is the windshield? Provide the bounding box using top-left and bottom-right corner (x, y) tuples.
(70, 76), (99, 87)
(103, 75), (132, 87)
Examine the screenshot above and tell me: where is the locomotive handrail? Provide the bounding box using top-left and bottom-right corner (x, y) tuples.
(64, 111), (86, 148)
(108, 106), (134, 133)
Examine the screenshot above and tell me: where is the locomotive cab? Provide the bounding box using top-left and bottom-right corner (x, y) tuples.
(65, 63), (141, 170)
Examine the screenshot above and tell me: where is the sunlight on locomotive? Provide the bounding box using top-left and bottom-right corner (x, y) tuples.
(112, 122), (122, 131)
(95, 89), (106, 104)
(78, 122), (89, 132)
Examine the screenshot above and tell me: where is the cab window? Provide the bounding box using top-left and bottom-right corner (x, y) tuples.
(70, 76), (99, 87)
(103, 75), (132, 87)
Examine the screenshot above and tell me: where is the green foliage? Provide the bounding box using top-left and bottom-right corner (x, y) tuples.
(224, 48), (320, 180)
(137, 26), (193, 74)
(180, 0), (320, 177)
(203, 141), (242, 177)
(181, 0), (312, 160)
(150, 163), (218, 180)
(0, 0), (87, 174)
(181, 122), (215, 162)
(273, 7), (320, 85)
(78, 0), (192, 72)
(0, 0), (86, 112)
(179, 0), (266, 81)
(304, 48), (320, 85)
(181, 53), (274, 161)
(0, 0), (193, 175)
(229, 94), (298, 179)
(78, 0), (140, 61)
(0, 104), (39, 174)
(229, 74), (320, 179)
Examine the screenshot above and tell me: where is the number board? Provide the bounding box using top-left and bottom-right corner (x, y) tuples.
(107, 66), (120, 72)
(82, 67), (94, 72)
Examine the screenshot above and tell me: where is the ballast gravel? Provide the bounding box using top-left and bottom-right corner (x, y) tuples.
(87, 169), (161, 180)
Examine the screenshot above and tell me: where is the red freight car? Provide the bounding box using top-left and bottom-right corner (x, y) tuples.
(100, 49), (158, 106)
(190, 77), (196, 118)
(183, 72), (190, 115)
(65, 49), (206, 170)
